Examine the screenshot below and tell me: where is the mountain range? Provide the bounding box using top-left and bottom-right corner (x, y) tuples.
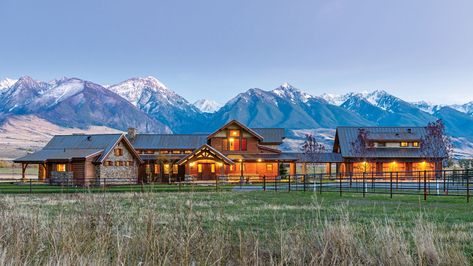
(1, 76), (473, 158)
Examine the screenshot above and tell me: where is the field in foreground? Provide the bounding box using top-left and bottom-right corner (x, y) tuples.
(0, 191), (471, 265)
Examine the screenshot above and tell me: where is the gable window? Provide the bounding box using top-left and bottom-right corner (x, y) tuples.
(229, 130), (240, 137)
(400, 142), (408, 147)
(114, 148), (123, 156)
(413, 141), (419, 147)
(56, 164), (66, 172)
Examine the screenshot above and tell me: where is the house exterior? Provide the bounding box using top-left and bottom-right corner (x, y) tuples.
(129, 120), (298, 183)
(14, 134), (143, 185)
(333, 126), (443, 175)
(14, 121), (446, 185)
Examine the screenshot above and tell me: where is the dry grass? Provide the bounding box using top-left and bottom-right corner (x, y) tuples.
(0, 192), (470, 265)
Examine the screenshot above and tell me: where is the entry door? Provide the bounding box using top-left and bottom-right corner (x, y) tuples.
(198, 163), (216, 180)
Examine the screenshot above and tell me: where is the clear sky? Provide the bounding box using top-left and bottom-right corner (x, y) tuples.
(1, 0), (473, 104)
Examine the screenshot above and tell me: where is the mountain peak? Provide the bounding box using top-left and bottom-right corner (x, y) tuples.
(0, 78), (18, 90)
(273, 84), (312, 103)
(193, 99), (222, 113)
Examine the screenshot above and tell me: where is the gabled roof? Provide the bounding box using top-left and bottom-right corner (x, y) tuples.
(14, 149), (103, 163)
(129, 134), (208, 150)
(15, 134), (143, 164)
(207, 120), (264, 140)
(177, 144), (234, 165)
(335, 126), (429, 158)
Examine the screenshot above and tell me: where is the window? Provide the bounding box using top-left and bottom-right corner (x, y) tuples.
(154, 164), (160, 174)
(211, 164), (215, 173)
(161, 150), (169, 154)
(172, 164), (178, 174)
(126, 161), (133, 167)
(413, 141), (420, 147)
(115, 161), (124, 166)
(266, 164), (273, 171)
(229, 130), (240, 137)
(163, 164), (170, 175)
(56, 164), (66, 172)
(241, 138), (247, 151)
(114, 148), (123, 156)
(105, 161), (113, 166)
(197, 164), (203, 173)
(230, 165), (234, 171)
(229, 138), (240, 151)
(172, 150), (181, 154)
(377, 142), (386, 147)
(400, 142), (408, 147)
(144, 150), (154, 154)
(184, 150), (192, 154)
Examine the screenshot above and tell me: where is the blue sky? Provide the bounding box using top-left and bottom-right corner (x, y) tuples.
(1, 0), (473, 104)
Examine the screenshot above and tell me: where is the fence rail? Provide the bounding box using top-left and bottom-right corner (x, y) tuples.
(0, 170), (471, 202)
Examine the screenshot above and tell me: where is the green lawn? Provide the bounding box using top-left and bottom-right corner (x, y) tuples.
(0, 190), (471, 264)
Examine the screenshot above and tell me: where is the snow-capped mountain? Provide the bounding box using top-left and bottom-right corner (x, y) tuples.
(107, 76), (203, 133)
(209, 84), (372, 130)
(0, 78), (18, 91)
(0, 76), (170, 133)
(193, 99), (222, 113)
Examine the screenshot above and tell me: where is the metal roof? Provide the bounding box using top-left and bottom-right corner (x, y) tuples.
(252, 128), (285, 143)
(14, 149), (103, 163)
(335, 126), (429, 158)
(130, 134), (208, 149)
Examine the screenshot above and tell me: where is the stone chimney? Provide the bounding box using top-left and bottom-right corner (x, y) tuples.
(128, 127), (137, 140)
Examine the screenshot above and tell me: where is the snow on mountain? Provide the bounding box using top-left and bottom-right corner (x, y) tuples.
(272, 82), (313, 103)
(34, 78), (85, 107)
(0, 78), (18, 91)
(107, 76), (203, 133)
(450, 102), (473, 116)
(193, 99), (222, 113)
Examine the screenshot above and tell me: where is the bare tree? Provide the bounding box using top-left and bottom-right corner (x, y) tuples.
(420, 119), (453, 171)
(351, 128), (374, 173)
(301, 133), (326, 176)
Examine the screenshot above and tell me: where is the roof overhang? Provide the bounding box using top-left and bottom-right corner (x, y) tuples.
(177, 144), (235, 165)
(207, 120), (264, 141)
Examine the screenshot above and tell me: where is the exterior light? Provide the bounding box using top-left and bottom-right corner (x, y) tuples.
(229, 138), (234, 142)
(239, 159), (243, 162)
(257, 159), (262, 162)
(189, 162), (195, 167)
(217, 162), (223, 166)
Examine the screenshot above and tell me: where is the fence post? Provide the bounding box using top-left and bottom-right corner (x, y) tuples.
(390, 172), (393, 198)
(443, 170), (446, 193)
(215, 176), (218, 192)
(418, 171), (421, 191)
(339, 173), (342, 197)
(371, 171), (375, 190)
(424, 170), (427, 201)
(263, 175), (266, 191)
(303, 174), (306, 192)
(29, 179), (32, 194)
(275, 177), (277, 192)
(288, 175), (291, 192)
(467, 170), (470, 203)
(141, 181), (144, 193)
(319, 173), (323, 194)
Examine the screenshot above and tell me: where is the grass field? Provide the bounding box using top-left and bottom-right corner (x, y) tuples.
(0, 191), (471, 265)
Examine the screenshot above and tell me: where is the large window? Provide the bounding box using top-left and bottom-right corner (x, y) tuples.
(229, 138), (240, 151)
(198, 164), (203, 173)
(400, 142), (408, 147)
(56, 164), (66, 172)
(172, 164), (178, 174)
(154, 164), (160, 174)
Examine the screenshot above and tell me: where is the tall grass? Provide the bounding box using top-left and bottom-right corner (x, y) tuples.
(0, 193), (469, 265)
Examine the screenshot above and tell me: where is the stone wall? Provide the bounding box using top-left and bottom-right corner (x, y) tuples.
(50, 171), (74, 185)
(96, 140), (139, 185)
